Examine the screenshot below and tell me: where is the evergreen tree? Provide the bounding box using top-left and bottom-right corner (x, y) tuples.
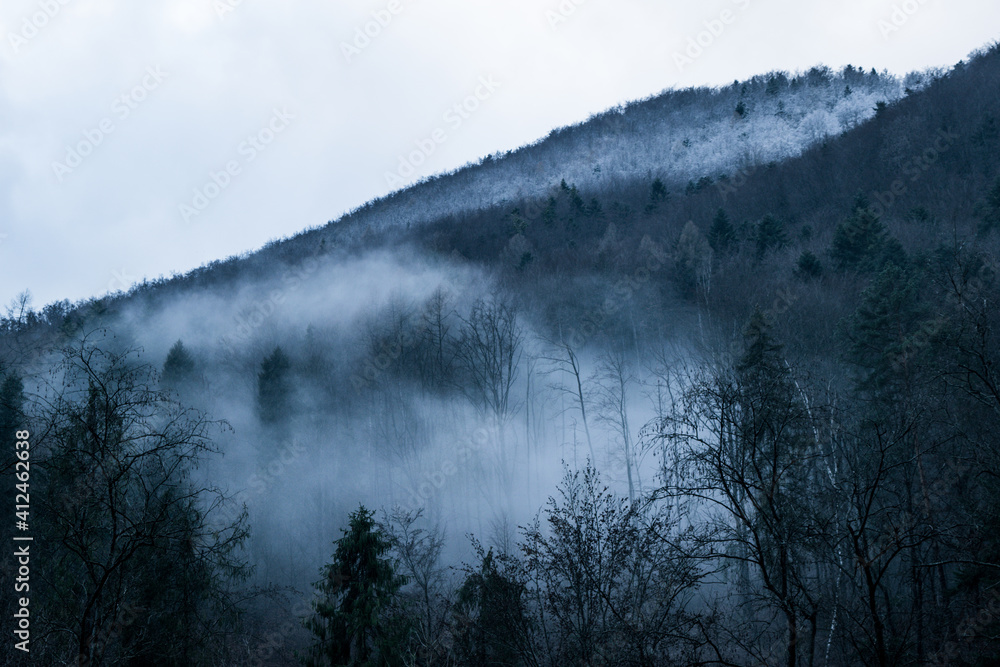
(453, 545), (534, 667)
(568, 185), (586, 217)
(646, 178), (669, 212)
(978, 177), (1000, 234)
(541, 196), (557, 227)
(707, 208), (736, 254)
(161, 340), (196, 389)
(831, 208), (888, 270)
(846, 263), (928, 393)
(257, 346), (292, 425)
(737, 309), (788, 383)
(795, 250), (824, 280)
(755, 214), (787, 260)
(303, 506), (408, 667)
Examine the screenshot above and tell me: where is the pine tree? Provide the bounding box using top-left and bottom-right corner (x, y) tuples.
(257, 346), (292, 425)
(541, 196), (557, 227)
(646, 178), (669, 212)
(708, 208), (736, 254)
(161, 340), (196, 389)
(303, 506), (408, 667)
(795, 250), (824, 280)
(831, 208), (887, 270)
(737, 309), (788, 383)
(847, 263), (928, 393)
(755, 214), (787, 260)
(978, 177), (1000, 234)
(453, 545), (532, 667)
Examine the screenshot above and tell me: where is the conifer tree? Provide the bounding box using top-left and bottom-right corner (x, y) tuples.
(978, 176), (1000, 234)
(257, 346), (292, 425)
(162, 340), (196, 389)
(755, 214), (787, 260)
(708, 208), (736, 254)
(303, 506), (408, 667)
(795, 250), (824, 280)
(831, 208), (888, 270)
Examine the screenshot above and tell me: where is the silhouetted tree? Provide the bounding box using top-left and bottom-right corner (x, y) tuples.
(707, 208), (736, 255)
(831, 208), (888, 271)
(35, 341), (250, 665)
(162, 339), (197, 389)
(303, 505), (408, 667)
(257, 346), (292, 425)
(755, 214), (787, 260)
(795, 250), (824, 280)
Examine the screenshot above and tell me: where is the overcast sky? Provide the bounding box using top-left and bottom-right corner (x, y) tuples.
(0, 0), (996, 308)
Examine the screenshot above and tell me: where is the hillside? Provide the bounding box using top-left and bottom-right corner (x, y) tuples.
(2, 43), (1000, 666)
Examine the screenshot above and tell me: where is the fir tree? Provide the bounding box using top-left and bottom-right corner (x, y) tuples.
(303, 506), (408, 667)
(257, 347), (292, 425)
(831, 208), (887, 270)
(161, 340), (196, 389)
(708, 208), (736, 254)
(977, 177), (1000, 234)
(846, 263), (928, 394)
(755, 214), (787, 260)
(795, 250), (824, 280)
(646, 178), (669, 212)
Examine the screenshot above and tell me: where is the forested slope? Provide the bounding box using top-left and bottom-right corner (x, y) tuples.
(1, 43), (999, 667)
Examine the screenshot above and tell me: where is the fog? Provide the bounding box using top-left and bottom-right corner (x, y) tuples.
(47, 244), (672, 609)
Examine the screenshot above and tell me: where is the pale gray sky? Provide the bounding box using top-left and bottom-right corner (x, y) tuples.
(0, 0), (996, 307)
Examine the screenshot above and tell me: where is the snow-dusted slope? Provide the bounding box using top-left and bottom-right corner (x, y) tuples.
(321, 66), (923, 239)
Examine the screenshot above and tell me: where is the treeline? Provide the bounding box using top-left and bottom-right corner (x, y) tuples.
(292, 272), (1000, 665)
(0, 39), (999, 667)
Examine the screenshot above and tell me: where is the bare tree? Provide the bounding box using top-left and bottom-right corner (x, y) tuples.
(32, 338), (250, 665)
(591, 348), (639, 501)
(454, 298), (524, 503)
(539, 337), (596, 463)
(650, 316), (826, 667)
(4, 290), (33, 327)
(382, 508), (451, 662)
(521, 465), (704, 666)
(454, 298), (524, 428)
